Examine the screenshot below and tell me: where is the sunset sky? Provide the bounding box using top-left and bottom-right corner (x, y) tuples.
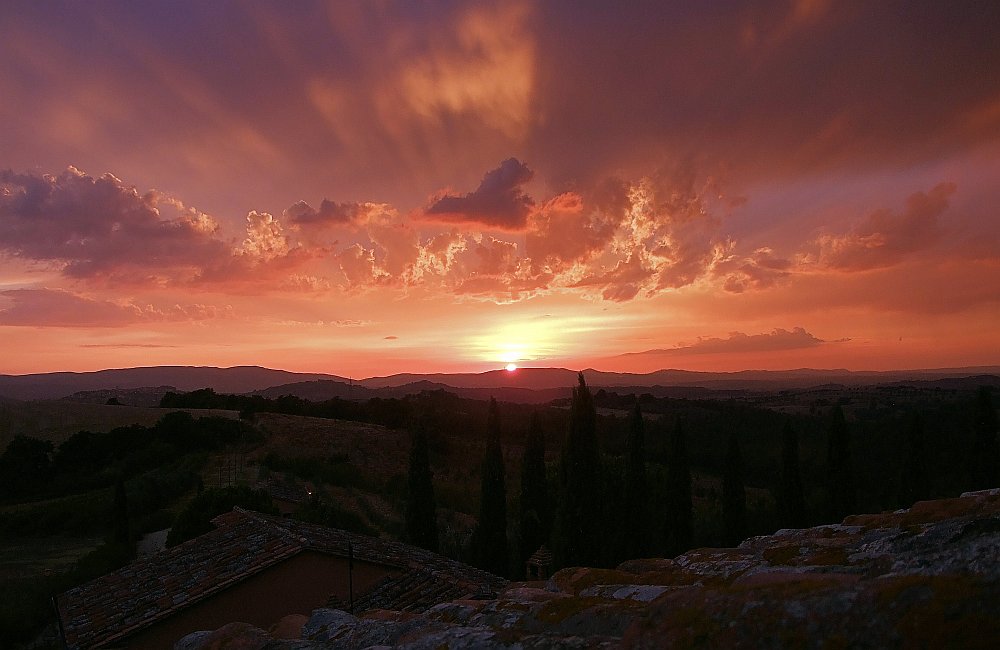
(1, 1), (998, 377)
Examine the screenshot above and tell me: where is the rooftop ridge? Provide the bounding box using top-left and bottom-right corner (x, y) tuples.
(56, 508), (507, 649)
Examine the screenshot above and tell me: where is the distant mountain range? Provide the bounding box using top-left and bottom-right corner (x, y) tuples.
(1, 364), (998, 402)
(0, 366), (343, 401)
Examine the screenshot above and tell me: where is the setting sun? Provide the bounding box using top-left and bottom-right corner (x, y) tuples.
(0, 2), (996, 378)
(505, 363), (517, 372)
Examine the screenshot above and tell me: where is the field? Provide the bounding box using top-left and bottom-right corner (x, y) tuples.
(0, 398), (238, 448)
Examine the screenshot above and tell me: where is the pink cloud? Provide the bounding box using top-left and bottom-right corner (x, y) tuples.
(0, 288), (229, 327)
(283, 199), (366, 227)
(620, 327), (834, 357)
(0, 167), (228, 281)
(721, 247), (794, 293)
(817, 183), (956, 271)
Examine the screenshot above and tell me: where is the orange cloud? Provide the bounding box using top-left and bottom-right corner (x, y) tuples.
(720, 247), (794, 293)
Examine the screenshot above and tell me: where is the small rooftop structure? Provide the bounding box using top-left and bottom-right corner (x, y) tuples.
(56, 508), (506, 649)
(525, 545), (554, 580)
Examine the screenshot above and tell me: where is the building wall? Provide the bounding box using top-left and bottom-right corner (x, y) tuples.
(120, 551), (397, 649)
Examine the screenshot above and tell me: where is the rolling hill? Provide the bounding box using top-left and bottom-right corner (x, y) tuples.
(1, 364), (998, 402)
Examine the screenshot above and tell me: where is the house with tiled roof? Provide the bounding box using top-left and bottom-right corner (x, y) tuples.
(55, 508), (506, 649)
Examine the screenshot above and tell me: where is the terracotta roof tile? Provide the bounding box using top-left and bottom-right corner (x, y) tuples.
(56, 508), (505, 649)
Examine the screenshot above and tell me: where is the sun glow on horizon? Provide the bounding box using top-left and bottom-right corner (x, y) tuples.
(466, 314), (615, 370)
(505, 362), (517, 371)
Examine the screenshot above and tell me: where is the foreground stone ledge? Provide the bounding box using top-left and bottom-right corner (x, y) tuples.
(178, 490), (1000, 649)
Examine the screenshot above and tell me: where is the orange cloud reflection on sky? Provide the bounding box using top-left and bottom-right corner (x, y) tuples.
(1, 2), (998, 376)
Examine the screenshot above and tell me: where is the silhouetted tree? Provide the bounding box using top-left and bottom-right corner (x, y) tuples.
(970, 387), (999, 491)
(113, 478), (130, 544)
(554, 373), (602, 567)
(0, 436), (53, 499)
(722, 429), (746, 546)
(898, 413), (930, 507)
(826, 406), (857, 522)
(664, 419), (693, 556)
(166, 485), (276, 547)
(778, 422), (808, 528)
(474, 398), (509, 576)
(519, 412), (550, 570)
(623, 402), (649, 558)
(405, 424), (439, 552)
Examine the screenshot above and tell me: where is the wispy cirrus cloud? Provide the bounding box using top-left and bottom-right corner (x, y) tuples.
(0, 288), (230, 327)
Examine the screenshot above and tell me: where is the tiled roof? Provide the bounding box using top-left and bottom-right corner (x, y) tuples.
(56, 508), (506, 649)
(527, 545), (553, 566)
(346, 567), (496, 614)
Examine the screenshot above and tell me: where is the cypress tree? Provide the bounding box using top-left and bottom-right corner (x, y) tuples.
(519, 412), (550, 569)
(405, 425), (438, 552)
(826, 406), (857, 522)
(899, 413), (930, 507)
(554, 373), (602, 567)
(970, 387), (999, 491)
(623, 401), (649, 559)
(474, 397), (509, 576)
(778, 422), (808, 528)
(722, 429), (746, 546)
(664, 419), (693, 556)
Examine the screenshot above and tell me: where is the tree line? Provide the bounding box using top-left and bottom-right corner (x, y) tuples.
(404, 377), (999, 577)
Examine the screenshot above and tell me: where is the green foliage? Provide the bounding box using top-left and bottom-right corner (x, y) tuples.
(293, 496), (378, 537)
(554, 373), (602, 567)
(623, 402), (648, 559)
(598, 455), (629, 567)
(0, 459), (197, 538)
(113, 478), (129, 544)
(778, 422), (808, 528)
(166, 486), (276, 547)
(262, 452), (367, 489)
(4, 412), (255, 505)
(0, 435), (54, 499)
(0, 490), (111, 536)
(970, 386), (999, 491)
(473, 398), (509, 576)
(722, 429), (747, 546)
(899, 414), (930, 507)
(161, 389), (413, 429)
(0, 536), (136, 648)
(519, 413), (550, 569)
(826, 406), (857, 522)
(405, 426), (439, 552)
(664, 419), (693, 556)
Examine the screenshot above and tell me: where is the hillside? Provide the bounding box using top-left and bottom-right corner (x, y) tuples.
(0, 366), (346, 401)
(4, 364), (999, 403)
(0, 397), (238, 448)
